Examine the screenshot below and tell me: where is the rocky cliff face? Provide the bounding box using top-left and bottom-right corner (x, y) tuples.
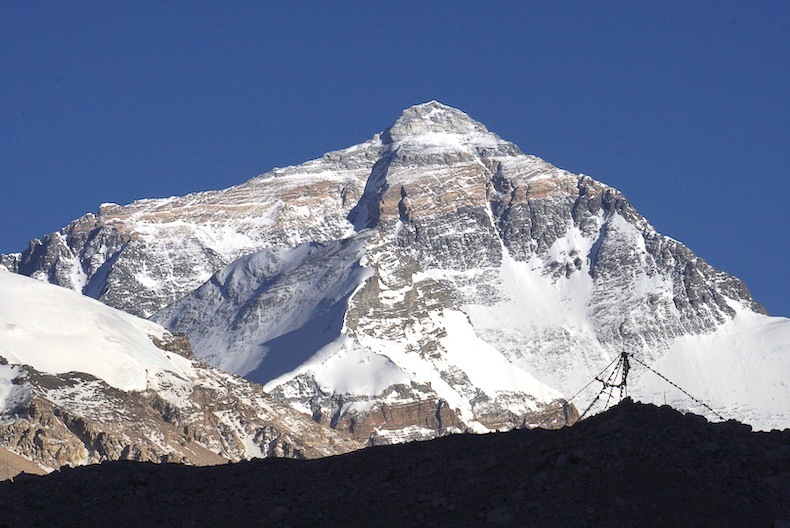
(4, 102), (787, 439)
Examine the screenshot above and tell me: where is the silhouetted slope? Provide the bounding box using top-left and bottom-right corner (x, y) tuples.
(1, 399), (787, 527)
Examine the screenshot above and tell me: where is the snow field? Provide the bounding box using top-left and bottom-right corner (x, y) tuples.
(0, 272), (187, 392)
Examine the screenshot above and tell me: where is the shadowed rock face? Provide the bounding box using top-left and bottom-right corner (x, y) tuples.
(1, 400), (787, 528)
(3, 101), (780, 442)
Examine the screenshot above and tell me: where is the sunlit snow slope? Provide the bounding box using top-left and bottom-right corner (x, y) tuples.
(0, 270), (183, 391)
(632, 304), (789, 430)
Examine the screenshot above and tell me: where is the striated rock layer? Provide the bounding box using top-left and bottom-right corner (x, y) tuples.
(5, 102), (788, 440)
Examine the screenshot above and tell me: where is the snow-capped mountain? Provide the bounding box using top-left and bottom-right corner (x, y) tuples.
(0, 270), (360, 476)
(4, 102), (788, 439)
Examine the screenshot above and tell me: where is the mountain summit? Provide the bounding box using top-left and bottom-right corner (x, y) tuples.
(385, 100), (494, 139)
(3, 102), (788, 442)
(381, 101), (521, 169)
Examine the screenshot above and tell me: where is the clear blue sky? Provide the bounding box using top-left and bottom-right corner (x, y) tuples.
(1, 2), (788, 316)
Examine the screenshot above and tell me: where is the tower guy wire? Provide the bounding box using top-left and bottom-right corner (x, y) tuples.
(537, 349), (727, 429)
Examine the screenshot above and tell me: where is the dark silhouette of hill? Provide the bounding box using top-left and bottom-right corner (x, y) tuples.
(1, 399), (787, 527)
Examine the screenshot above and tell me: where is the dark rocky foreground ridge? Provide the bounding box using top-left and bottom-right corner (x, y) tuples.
(1, 399), (787, 527)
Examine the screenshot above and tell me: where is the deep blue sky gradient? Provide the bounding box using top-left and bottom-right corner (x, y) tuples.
(1, 2), (788, 315)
